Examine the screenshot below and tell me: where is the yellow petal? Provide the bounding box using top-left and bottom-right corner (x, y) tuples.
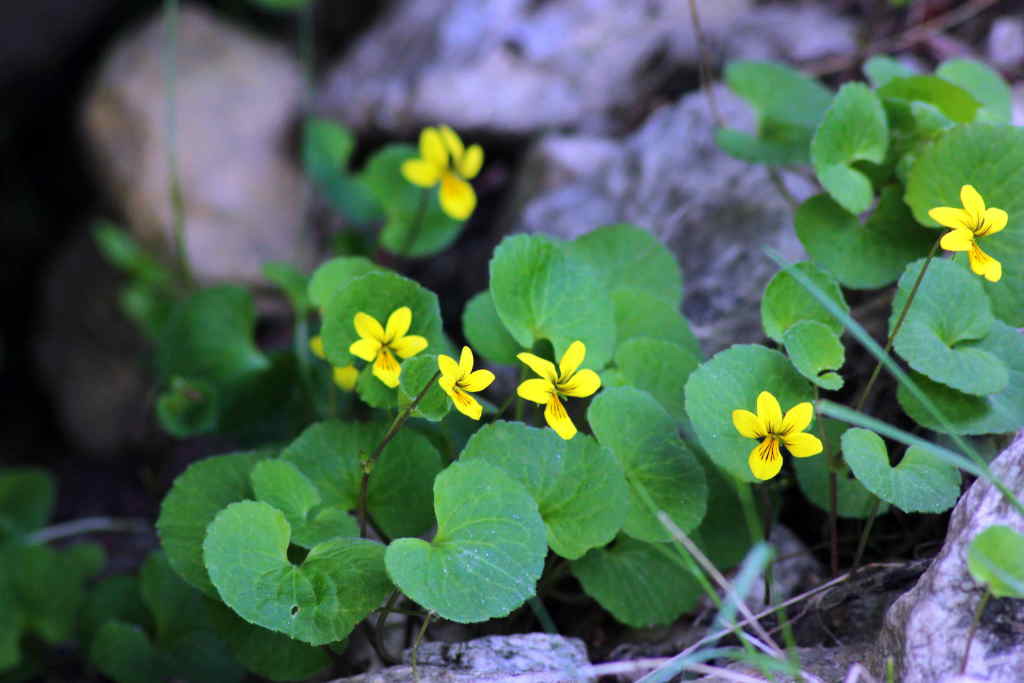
(354, 312), (385, 342)
(437, 353), (461, 380)
(940, 228), (974, 253)
(518, 378), (555, 404)
(439, 173), (476, 221)
(961, 184), (986, 222)
(333, 365), (359, 392)
(452, 387), (483, 420)
(391, 334), (428, 359)
(545, 395), (577, 440)
(309, 335), (326, 360)
(783, 432), (823, 458)
(756, 391), (783, 433)
(969, 244), (1002, 283)
(461, 369), (495, 393)
(781, 402), (814, 435)
(419, 127), (447, 168)
(459, 144), (484, 179)
(373, 348), (401, 388)
(748, 438), (783, 480)
(349, 338), (381, 363)
(401, 158), (442, 187)
(385, 306), (412, 342)
(928, 207), (973, 230)
(979, 207), (1008, 236)
(438, 125), (465, 161)
(558, 341), (586, 380)
(732, 409), (765, 439)
(459, 346), (475, 374)
(559, 368), (601, 398)
(517, 352), (558, 383)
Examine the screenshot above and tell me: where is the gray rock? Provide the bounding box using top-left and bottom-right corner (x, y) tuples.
(82, 4), (313, 288)
(516, 85), (811, 355)
(721, 4), (857, 64)
(987, 17), (1024, 73)
(334, 633), (593, 682)
(879, 431), (1024, 683)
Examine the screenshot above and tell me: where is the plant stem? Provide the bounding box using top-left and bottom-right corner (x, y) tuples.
(28, 517), (150, 544)
(851, 497), (882, 572)
(527, 596), (558, 634)
(961, 589), (991, 674)
(687, 0), (721, 127)
(757, 484), (775, 606)
(162, 0), (193, 288)
(410, 611), (433, 682)
(358, 370), (441, 536)
(399, 188), (430, 258)
(815, 388), (839, 577)
(372, 590), (402, 666)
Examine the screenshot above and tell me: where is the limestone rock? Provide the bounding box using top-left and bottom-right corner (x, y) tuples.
(82, 4), (313, 287)
(879, 431), (1024, 683)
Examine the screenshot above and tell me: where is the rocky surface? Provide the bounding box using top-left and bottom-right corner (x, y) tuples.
(879, 431), (1024, 683)
(82, 4), (314, 288)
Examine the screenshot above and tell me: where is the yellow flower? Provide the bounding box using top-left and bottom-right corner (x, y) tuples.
(732, 391), (823, 480)
(516, 341), (601, 440)
(438, 346), (495, 420)
(929, 184), (1007, 283)
(400, 125), (483, 221)
(348, 307), (428, 388)
(308, 335), (358, 392)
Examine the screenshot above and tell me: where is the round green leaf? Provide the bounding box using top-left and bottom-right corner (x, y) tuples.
(613, 338), (701, 423)
(156, 376), (219, 437)
(263, 262), (310, 315)
(684, 344), (816, 482)
(842, 428), (961, 514)
(13, 543), (104, 644)
(0, 468), (54, 539)
(905, 124), (1024, 326)
(761, 262), (849, 343)
(792, 419), (879, 519)
(967, 525), (1024, 598)
(89, 621), (161, 683)
(587, 387), (707, 542)
(811, 83), (888, 215)
(398, 355), (449, 422)
(863, 56), (914, 88)
(157, 449), (275, 597)
(384, 460), (547, 623)
(612, 288), (700, 358)
(936, 59), (1012, 124)
(878, 75), (980, 123)
(489, 233), (616, 368)
(307, 256), (380, 311)
(571, 537), (701, 628)
(890, 259), (1007, 396)
(355, 366), (398, 410)
(794, 189), (934, 289)
(460, 422), (628, 560)
(462, 291), (522, 365)
(204, 501), (393, 645)
(783, 320), (845, 391)
(251, 461), (357, 549)
(897, 321), (1024, 435)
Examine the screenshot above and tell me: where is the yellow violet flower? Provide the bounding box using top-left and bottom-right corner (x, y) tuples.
(929, 184), (1007, 283)
(348, 307), (428, 389)
(517, 341), (601, 441)
(438, 346), (495, 420)
(400, 125), (483, 221)
(308, 335), (358, 392)
(732, 391), (823, 481)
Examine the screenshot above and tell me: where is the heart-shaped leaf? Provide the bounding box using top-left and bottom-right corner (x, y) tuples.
(878, 75), (980, 123)
(306, 256), (380, 311)
(762, 262), (849, 343)
(935, 59), (1011, 124)
(0, 468), (54, 539)
(783, 320), (845, 391)
(967, 525), (1024, 598)
(612, 288), (700, 358)
(250, 460), (358, 549)
(398, 355), (450, 422)
(613, 338), (701, 423)
(462, 291), (522, 366)
(792, 419), (880, 519)
(302, 119), (381, 226)
(204, 501), (393, 645)
(385, 460), (547, 623)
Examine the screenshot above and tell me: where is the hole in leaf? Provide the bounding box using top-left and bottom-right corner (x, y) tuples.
(290, 605), (300, 616)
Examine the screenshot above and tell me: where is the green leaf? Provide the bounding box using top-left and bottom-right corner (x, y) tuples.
(263, 262), (310, 315)
(250, 460), (357, 548)
(462, 291), (522, 365)
(490, 234), (616, 368)
(0, 468), (54, 539)
(459, 422), (628, 560)
(967, 525), (1024, 598)
(80, 576), (149, 646)
(792, 419), (879, 519)
(361, 144), (464, 257)
(92, 221), (174, 288)
(13, 543), (103, 643)
(612, 288), (700, 358)
(385, 460), (547, 622)
(571, 537), (701, 628)
(695, 460), (754, 568)
(156, 376), (219, 437)
(841, 428), (961, 514)
(762, 262), (849, 342)
(898, 321), (1024, 435)
(89, 621), (161, 683)
(863, 56), (914, 88)
(811, 83), (889, 215)
(878, 75), (980, 123)
(587, 387), (707, 542)
(890, 259), (1007, 396)
(794, 188), (934, 289)
(715, 127), (813, 165)
(204, 501), (393, 645)
(398, 355), (449, 422)
(565, 224), (684, 306)
(783, 320), (845, 391)
(936, 59), (1012, 124)
(157, 449), (275, 597)
(306, 256), (380, 311)
(904, 124), (1024, 326)
(684, 344), (815, 482)
(355, 366), (398, 410)
(613, 338), (701, 423)
(321, 271), (446, 367)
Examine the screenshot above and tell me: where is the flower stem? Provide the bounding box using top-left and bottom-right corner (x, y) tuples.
(756, 484), (775, 605)
(817, 394), (839, 578)
(358, 369), (441, 537)
(961, 588), (991, 674)
(399, 188), (430, 257)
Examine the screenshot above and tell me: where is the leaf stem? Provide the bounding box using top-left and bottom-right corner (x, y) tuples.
(961, 588), (991, 674)
(815, 387), (839, 577)
(28, 517), (151, 544)
(410, 611), (434, 682)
